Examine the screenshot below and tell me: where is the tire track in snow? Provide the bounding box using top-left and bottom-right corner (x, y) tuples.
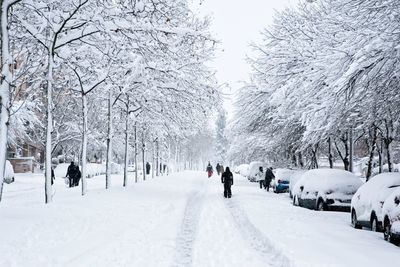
(225, 199), (294, 267)
(171, 181), (207, 267)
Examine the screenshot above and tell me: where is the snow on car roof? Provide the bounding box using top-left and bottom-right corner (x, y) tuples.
(296, 169), (363, 194)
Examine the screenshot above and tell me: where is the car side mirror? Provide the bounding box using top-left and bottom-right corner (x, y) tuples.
(300, 186), (304, 192)
(395, 197), (400, 205)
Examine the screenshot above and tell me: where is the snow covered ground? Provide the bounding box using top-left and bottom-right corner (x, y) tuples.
(1, 171), (399, 267)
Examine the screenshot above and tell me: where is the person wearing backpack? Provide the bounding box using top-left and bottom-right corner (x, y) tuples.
(221, 167), (234, 198)
(66, 162), (77, 188)
(74, 166), (81, 186)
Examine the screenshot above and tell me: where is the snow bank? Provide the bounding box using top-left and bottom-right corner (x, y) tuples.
(352, 173), (400, 222)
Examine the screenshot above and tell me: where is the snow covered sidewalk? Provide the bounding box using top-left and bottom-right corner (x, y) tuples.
(1, 171), (400, 267)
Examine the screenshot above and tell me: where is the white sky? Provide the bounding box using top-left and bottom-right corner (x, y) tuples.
(191, 0), (296, 118)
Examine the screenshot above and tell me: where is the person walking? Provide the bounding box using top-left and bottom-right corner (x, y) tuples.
(66, 161), (78, 188)
(255, 166), (265, 189)
(216, 163), (221, 175)
(221, 167), (234, 198)
(264, 167), (275, 192)
(74, 166), (81, 187)
(206, 162), (213, 178)
(146, 162), (151, 175)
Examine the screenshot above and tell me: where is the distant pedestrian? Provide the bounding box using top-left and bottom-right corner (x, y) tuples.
(51, 167), (55, 185)
(216, 163), (221, 175)
(66, 161), (79, 188)
(206, 162), (213, 178)
(221, 167), (234, 198)
(264, 167), (275, 192)
(146, 162), (151, 175)
(255, 166), (265, 189)
(74, 167), (81, 186)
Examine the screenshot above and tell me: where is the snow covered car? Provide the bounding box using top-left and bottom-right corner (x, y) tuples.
(351, 173), (400, 232)
(234, 164), (250, 177)
(246, 161), (266, 182)
(289, 170), (306, 198)
(3, 160), (15, 184)
(292, 169), (363, 212)
(382, 188), (400, 245)
(272, 169), (294, 193)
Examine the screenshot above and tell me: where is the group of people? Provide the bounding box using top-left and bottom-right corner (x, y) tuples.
(255, 166), (275, 191)
(206, 162), (234, 198)
(66, 161), (81, 188)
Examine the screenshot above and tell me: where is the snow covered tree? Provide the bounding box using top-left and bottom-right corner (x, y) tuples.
(215, 109), (228, 164)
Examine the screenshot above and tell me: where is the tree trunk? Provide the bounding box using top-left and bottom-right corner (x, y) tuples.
(152, 141), (155, 179)
(335, 134), (350, 171)
(123, 108), (129, 187)
(328, 137), (333, 169)
(366, 125), (377, 181)
(298, 151), (304, 168)
(106, 89), (112, 189)
(80, 93), (88, 195)
(142, 131), (145, 181)
(0, 1), (12, 202)
(349, 127), (354, 172)
(384, 120), (393, 172)
(156, 140), (159, 176)
(44, 52), (54, 203)
(134, 124), (138, 183)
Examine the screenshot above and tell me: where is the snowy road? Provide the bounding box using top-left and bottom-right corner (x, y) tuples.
(1, 171), (400, 267)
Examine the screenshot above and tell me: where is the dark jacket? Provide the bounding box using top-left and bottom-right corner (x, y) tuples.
(206, 165), (213, 172)
(221, 171), (233, 185)
(265, 168), (275, 182)
(67, 164), (79, 179)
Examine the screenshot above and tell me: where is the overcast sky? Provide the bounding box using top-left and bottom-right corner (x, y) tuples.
(191, 0), (296, 117)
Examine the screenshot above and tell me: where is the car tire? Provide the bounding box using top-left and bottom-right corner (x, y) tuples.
(384, 219), (400, 245)
(351, 210), (362, 229)
(370, 214), (381, 232)
(317, 199), (325, 211)
(293, 195), (299, 206)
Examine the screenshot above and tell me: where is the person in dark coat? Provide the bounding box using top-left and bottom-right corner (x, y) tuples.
(221, 166), (234, 198)
(66, 161), (78, 188)
(74, 167), (81, 186)
(264, 167), (275, 191)
(146, 162), (151, 175)
(216, 163), (221, 175)
(206, 162), (213, 178)
(51, 167), (55, 185)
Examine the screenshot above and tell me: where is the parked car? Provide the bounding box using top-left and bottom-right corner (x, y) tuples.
(246, 161), (266, 182)
(351, 173), (400, 232)
(234, 164), (250, 177)
(289, 170), (306, 198)
(382, 187), (400, 245)
(3, 160), (15, 184)
(272, 169), (294, 193)
(292, 169), (363, 212)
